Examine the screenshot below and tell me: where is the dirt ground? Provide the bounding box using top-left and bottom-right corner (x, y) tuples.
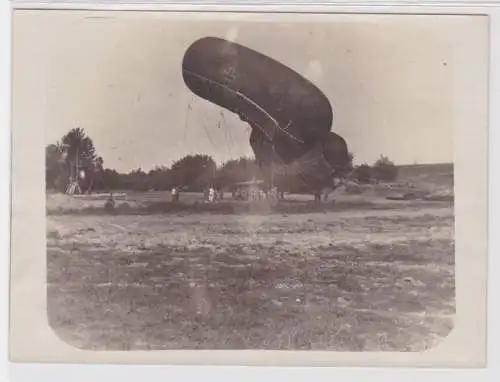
(47, 201), (455, 351)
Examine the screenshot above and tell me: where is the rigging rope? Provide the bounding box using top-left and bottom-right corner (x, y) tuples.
(201, 121), (219, 151)
(183, 69), (305, 145)
(182, 99), (193, 143)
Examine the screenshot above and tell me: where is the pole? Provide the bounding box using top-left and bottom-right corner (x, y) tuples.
(76, 146), (79, 180)
(271, 161), (274, 190)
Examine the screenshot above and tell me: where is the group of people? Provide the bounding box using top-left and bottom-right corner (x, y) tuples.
(170, 185), (280, 203)
(171, 186), (225, 203)
(242, 186), (279, 202)
(205, 187), (224, 202)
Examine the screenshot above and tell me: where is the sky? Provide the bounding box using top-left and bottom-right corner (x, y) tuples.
(13, 10), (488, 173)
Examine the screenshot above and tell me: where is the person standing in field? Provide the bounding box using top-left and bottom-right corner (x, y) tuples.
(208, 186), (215, 202)
(259, 189), (265, 200)
(171, 187), (179, 203)
(104, 191), (115, 211)
(268, 186), (278, 202)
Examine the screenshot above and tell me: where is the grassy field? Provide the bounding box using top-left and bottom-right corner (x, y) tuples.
(46, 163), (455, 351)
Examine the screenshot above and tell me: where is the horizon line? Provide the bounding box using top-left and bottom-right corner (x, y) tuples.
(104, 159), (453, 174)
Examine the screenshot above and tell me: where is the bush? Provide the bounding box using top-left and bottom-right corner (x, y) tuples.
(372, 155), (398, 182)
(353, 164), (372, 184)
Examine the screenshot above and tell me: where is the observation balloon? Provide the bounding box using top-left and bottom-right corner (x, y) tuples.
(182, 36), (333, 163)
(181, 36), (350, 191)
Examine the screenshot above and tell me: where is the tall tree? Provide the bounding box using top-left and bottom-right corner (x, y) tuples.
(147, 166), (171, 191)
(45, 144), (66, 191)
(169, 154), (217, 192)
(215, 156), (261, 188)
(55, 127), (101, 193)
(59, 127), (98, 179)
(124, 168), (150, 191)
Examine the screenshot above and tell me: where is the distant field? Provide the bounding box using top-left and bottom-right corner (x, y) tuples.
(46, 162), (455, 351)
(397, 162), (453, 179)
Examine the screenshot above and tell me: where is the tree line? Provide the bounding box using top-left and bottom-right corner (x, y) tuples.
(46, 128), (397, 194)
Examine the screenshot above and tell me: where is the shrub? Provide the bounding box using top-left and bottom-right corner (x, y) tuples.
(372, 155), (398, 182)
(353, 164), (372, 184)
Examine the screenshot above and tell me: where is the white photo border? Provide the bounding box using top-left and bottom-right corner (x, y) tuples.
(3, 0), (499, 381)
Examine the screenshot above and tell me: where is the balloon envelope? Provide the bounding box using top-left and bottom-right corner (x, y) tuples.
(182, 37), (350, 191)
(182, 37), (333, 162)
(270, 131), (350, 190)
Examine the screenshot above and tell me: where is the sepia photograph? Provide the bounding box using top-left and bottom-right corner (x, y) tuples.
(9, 8), (489, 366)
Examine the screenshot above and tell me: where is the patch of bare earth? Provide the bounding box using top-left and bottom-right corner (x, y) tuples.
(47, 206), (454, 351)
